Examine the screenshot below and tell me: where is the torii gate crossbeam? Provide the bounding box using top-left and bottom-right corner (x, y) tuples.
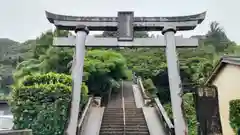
(53, 36), (198, 47)
(45, 11), (206, 135)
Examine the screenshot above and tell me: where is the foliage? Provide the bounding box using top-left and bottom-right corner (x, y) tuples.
(10, 73), (88, 135)
(164, 94), (197, 135)
(125, 69), (133, 81)
(84, 50), (127, 96)
(13, 30), (127, 97)
(22, 72), (72, 86)
(0, 30), (70, 93)
(229, 99), (240, 133)
(143, 78), (157, 96)
(0, 38), (20, 93)
(119, 48), (166, 78)
(0, 95), (9, 101)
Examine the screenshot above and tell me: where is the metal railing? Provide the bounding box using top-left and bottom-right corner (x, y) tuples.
(121, 80), (126, 135)
(154, 97), (175, 135)
(76, 96), (93, 135)
(136, 76), (175, 135)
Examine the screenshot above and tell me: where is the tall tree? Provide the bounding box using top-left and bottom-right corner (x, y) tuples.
(205, 21), (233, 52)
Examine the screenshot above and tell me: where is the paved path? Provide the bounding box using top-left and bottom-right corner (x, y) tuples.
(81, 107), (105, 135)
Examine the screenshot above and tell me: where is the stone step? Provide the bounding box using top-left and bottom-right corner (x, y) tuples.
(99, 131), (124, 135)
(100, 128), (149, 132)
(101, 123), (124, 125)
(101, 125), (148, 128)
(100, 133), (149, 135)
(102, 118), (123, 121)
(125, 118), (147, 121)
(101, 120), (124, 122)
(103, 112), (123, 114)
(104, 111), (123, 113)
(101, 132), (149, 135)
(125, 113), (144, 115)
(102, 115), (123, 117)
(125, 108), (142, 110)
(99, 131), (149, 135)
(105, 108), (123, 110)
(102, 114), (123, 116)
(102, 122), (147, 126)
(125, 123), (147, 126)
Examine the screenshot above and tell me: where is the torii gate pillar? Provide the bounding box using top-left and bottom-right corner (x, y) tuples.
(162, 25), (186, 134)
(67, 25), (89, 135)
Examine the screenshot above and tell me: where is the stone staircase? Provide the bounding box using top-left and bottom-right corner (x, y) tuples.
(99, 81), (149, 135)
(99, 108), (124, 135)
(125, 108), (149, 134)
(123, 81), (150, 135)
(99, 89), (124, 135)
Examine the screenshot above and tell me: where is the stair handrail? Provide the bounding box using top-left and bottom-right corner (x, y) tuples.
(121, 80), (126, 135)
(154, 97), (175, 135)
(137, 77), (175, 135)
(137, 77), (151, 100)
(76, 96), (93, 134)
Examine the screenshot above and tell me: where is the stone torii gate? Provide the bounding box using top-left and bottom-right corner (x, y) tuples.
(45, 11), (206, 135)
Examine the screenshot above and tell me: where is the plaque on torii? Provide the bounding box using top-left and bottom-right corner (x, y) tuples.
(45, 11), (206, 135)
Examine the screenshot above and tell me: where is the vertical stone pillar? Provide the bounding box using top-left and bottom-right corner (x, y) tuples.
(162, 25), (187, 135)
(66, 25), (89, 135)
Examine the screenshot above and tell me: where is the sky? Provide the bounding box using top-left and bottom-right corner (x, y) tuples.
(0, 0), (239, 43)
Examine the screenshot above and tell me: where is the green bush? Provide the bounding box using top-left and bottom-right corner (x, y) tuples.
(10, 73), (88, 135)
(163, 93), (197, 135)
(22, 72), (72, 86)
(229, 99), (240, 133)
(125, 69), (133, 81)
(143, 78), (157, 96)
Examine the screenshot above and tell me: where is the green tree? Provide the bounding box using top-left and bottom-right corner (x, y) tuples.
(205, 21), (233, 52)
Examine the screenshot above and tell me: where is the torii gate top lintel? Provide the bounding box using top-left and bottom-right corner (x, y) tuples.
(45, 11), (206, 31)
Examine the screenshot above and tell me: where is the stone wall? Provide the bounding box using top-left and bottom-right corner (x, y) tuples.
(0, 130), (32, 135)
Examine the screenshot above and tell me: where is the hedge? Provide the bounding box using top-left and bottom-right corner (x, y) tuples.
(22, 72), (72, 86)
(10, 73), (88, 135)
(229, 99), (240, 133)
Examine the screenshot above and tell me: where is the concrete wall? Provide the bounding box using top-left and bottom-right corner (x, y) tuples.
(0, 130), (32, 135)
(213, 64), (240, 135)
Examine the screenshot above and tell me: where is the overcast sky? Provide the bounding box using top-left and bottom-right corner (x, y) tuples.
(0, 0), (239, 43)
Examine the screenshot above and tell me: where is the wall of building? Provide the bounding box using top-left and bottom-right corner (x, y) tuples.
(0, 103), (11, 115)
(213, 64), (240, 135)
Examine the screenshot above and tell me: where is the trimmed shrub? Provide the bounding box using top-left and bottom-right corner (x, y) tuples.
(143, 78), (157, 96)
(10, 73), (88, 135)
(22, 72), (72, 86)
(229, 99), (240, 133)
